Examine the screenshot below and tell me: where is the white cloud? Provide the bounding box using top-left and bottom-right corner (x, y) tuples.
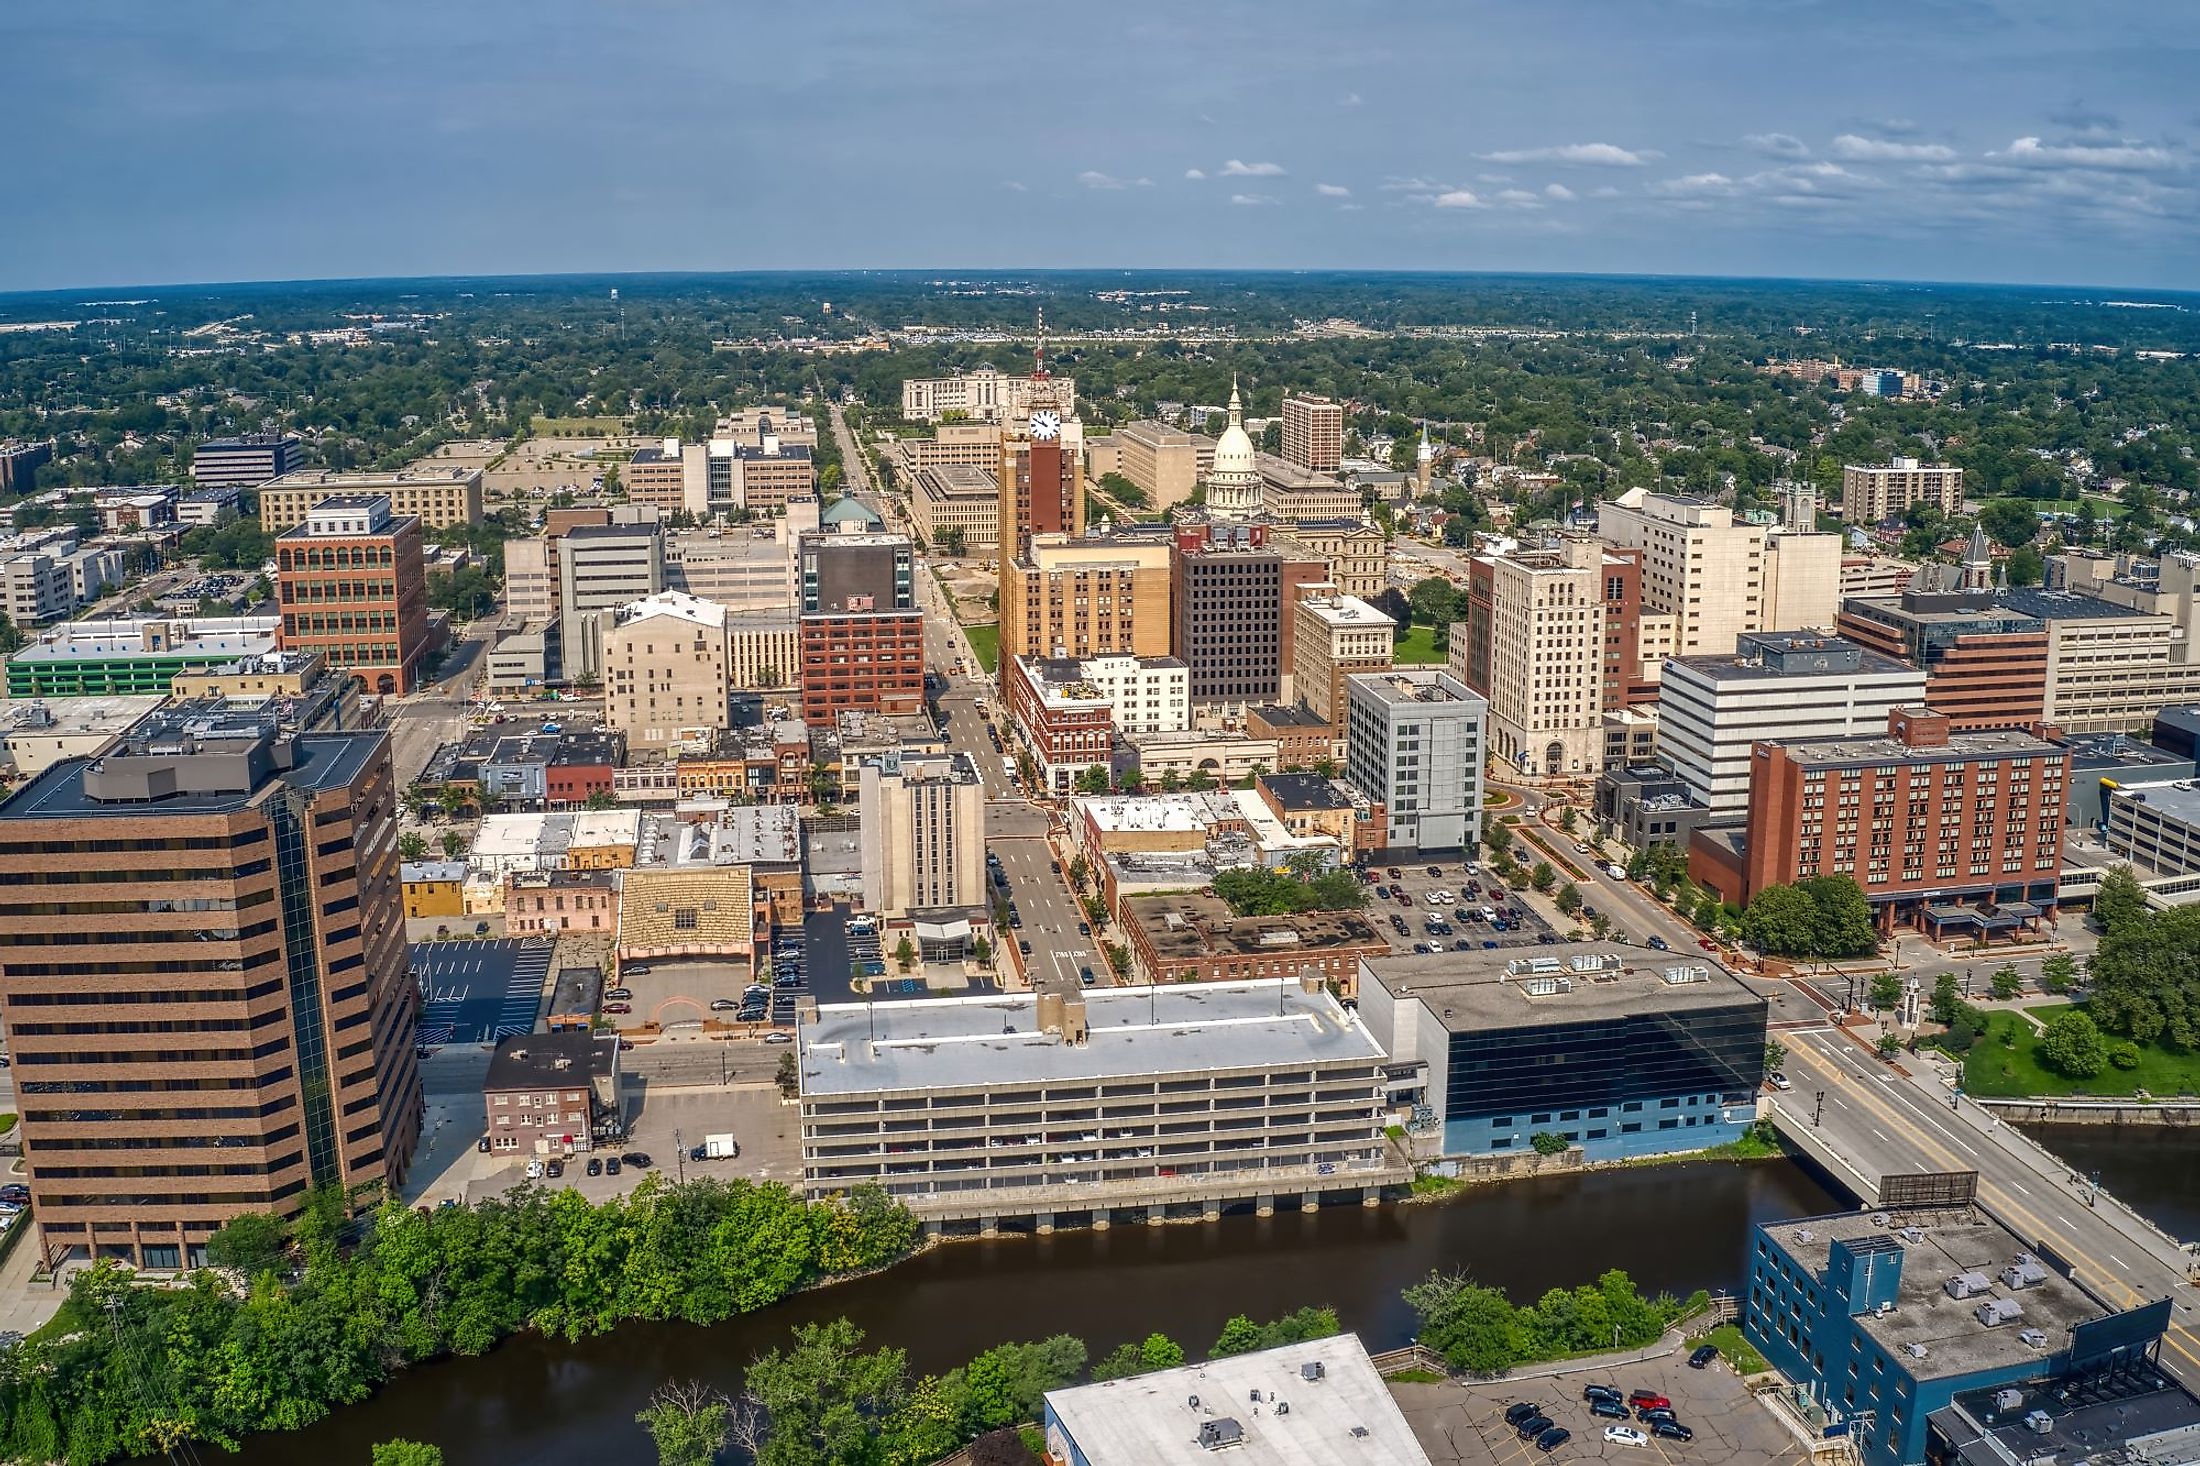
(1744, 132), (1810, 158)
(1339, 92), (1363, 107)
(1221, 159), (1287, 177)
(1495, 189), (1543, 208)
(1184, 168), (1206, 180)
(1993, 136), (2178, 171)
(1380, 176), (1442, 192)
(1314, 182), (1352, 197)
(1337, 202), (1365, 211)
(1477, 143), (1656, 167)
(1544, 183), (1577, 201)
(1229, 192), (1279, 206)
(1652, 172), (1738, 196)
(1831, 134), (1956, 161)
(1077, 171), (1150, 189)
(1001, 180), (1027, 192)
(1433, 189), (1485, 209)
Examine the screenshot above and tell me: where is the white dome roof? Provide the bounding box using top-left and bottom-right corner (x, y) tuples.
(1210, 379), (1256, 480)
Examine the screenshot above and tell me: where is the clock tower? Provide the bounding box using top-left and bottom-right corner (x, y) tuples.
(997, 310), (1086, 622)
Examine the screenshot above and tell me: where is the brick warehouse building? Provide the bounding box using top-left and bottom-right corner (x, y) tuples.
(1692, 706), (2067, 938)
(275, 493), (431, 696)
(0, 707), (423, 1270)
(797, 531), (923, 724)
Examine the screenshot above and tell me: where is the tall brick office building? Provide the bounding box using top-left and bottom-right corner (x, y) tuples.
(797, 531), (924, 723)
(274, 493), (431, 696)
(0, 708), (423, 1270)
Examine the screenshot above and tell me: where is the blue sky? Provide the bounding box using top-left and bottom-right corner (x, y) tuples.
(4, 0), (2197, 291)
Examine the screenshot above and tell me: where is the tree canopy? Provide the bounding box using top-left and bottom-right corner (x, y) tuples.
(1211, 866), (1366, 916)
(1740, 875), (1877, 958)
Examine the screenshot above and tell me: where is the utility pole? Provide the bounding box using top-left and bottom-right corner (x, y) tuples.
(675, 1127), (685, 1184)
(1813, 1091), (1827, 1127)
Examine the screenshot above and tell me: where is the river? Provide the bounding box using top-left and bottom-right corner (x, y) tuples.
(206, 1159), (1841, 1465)
(2018, 1123), (2200, 1241)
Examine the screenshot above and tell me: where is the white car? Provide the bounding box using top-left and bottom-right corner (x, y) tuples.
(1768, 1072), (1794, 1091)
(525, 1159), (545, 1180)
(1604, 1426), (1648, 1447)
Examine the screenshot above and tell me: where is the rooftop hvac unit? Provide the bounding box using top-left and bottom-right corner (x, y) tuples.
(1946, 1272), (1994, 1300)
(1995, 1390), (2026, 1413)
(1275, 1401), (1289, 1416)
(1198, 1418), (1246, 1452)
(2020, 1329), (2049, 1349)
(1906, 1344), (1929, 1360)
(2002, 1255), (2050, 1290)
(1977, 1299), (2025, 1328)
(1662, 965), (1708, 985)
(1188, 1395), (1201, 1411)
(1249, 1390), (1262, 1404)
(1301, 1361), (1326, 1382)
(1522, 977), (1574, 996)
(2025, 1411), (2055, 1435)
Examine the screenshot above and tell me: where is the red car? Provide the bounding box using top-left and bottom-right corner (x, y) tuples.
(1628, 1391), (1670, 1411)
(1698, 937), (1718, 951)
(1488, 886), (1509, 901)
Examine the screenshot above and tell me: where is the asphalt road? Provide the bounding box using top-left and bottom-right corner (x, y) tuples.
(1769, 1026), (2200, 1382)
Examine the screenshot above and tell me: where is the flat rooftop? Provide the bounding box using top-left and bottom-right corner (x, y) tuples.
(2107, 779), (2200, 829)
(0, 729), (383, 821)
(484, 1031), (614, 1091)
(1773, 725), (2061, 769)
(1261, 771), (1353, 811)
(1362, 943), (1765, 1032)
(1044, 1335), (1430, 1466)
(1128, 892), (1386, 962)
(1932, 1373), (2200, 1466)
(1667, 636), (1917, 684)
(798, 979), (1387, 1097)
(1762, 1209), (2109, 1378)
(1346, 671), (1484, 710)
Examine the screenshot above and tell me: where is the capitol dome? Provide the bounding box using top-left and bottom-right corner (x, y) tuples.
(1205, 378), (1260, 517)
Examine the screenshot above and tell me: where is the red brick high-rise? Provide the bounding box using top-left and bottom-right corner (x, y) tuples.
(275, 493), (430, 696)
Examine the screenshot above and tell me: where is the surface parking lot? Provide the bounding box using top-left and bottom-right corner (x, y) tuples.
(415, 939), (550, 1045)
(1364, 858), (1562, 956)
(1392, 1347), (1804, 1466)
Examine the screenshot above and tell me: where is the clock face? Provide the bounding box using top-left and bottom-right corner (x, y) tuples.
(1029, 409), (1061, 440)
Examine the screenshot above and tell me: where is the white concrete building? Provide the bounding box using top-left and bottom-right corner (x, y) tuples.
(1344, 669), (1487, 852)
(1656, 631), (1927, 820)
(857, 752), (986, 919)
(1078, 653), (1190, 735)
(900, 365), (1076, 423)
(1459, 536), (1606, 778)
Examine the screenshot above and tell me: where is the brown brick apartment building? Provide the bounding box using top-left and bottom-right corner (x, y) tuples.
(1122, 891), (1388, 996)
(0, 710), (422, 1270)
(275, 493), (431, 696)
(798, 531), (924, 723)
(1836, 577), (2048, 732)
(1690, 706), (2067, 933)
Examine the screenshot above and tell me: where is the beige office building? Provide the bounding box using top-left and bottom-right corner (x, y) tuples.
(1281, 394), (1345, 474)
(2034, 592), (2200, 733)
(1763, 529), (1843, 631)
(1840, 457), (1964, 524)
(1000, 532), (1175, 664)
(1458, 535), (1607, 778)
(1287, 519), (1387, 599)
(665, 527), (796, 612)
(505, 536), (557, 623)
(727, 612), (799, 693)
(625, 440), (703, 515)
(887, 421), (1006, 482)
(901, 366), (1075, 424)
(1112, 420), (1212, 509)
(858, 752), (985, 918)
(1596, 491), (1767, 657)
(1258, 455), (1362, 523)
(908, 464), (1001, 553)
(601, 591), (731, 748)
(1291, 585), (1395, 722)
(258, 467), (482, 534)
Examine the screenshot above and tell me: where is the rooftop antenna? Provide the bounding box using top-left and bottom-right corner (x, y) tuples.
(1033, 306), (1049, 380)
(611, 287), (624, 343)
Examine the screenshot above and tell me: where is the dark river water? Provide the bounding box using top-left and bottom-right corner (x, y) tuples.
(2018, 1123), (2200, 1241)
(201, 1159), (1841, 1466)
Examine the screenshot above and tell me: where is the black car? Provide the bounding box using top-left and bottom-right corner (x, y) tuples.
(1646, 936), (1670, 951)
(1516, 1415), (1554, 1441)
(1689, 1343), (1720, 1369)
(475, 1137), (491, 1153)
(1019, 939), (1032, 955)
(1639, 1407), (1679, 1426)
(623, 963), (652, 977)
(1076, 920), (1091, 936)
(585, 1157), (603, 1177)
(545, 1159), (564, 1179)
(1650, 1420), (1694, 1443)
(605, 1156), (621, 1175)
(1581, 1384), (1621, 1403)
(1505, 1402), (1544, 1427)
(0, 1184), (26, 1205)
(1589, 1399), (1629, 1420)
(1079, 966), (1097, 986)
(1535, 1427), (1571, 1453)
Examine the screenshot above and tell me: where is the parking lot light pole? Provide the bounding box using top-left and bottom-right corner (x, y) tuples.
(675, 1127), (685, 1184)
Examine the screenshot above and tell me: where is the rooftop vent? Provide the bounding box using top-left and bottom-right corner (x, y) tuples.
(1350, 1426), (1370, 1439)
(1301, 1361), (1326, 1382)
(1662, 965), (1709, 985)
(1906, 1344), (1929, 1360)
(2024, 1411), (2055, 1436)
(1946, 1272), (1994, 1300)
(1198, 1418), (1245, 1452)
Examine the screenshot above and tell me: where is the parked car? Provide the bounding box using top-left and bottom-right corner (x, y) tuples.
(475, 1137), (491, 1154)
(1080, 966), (1098, 986)
(1453, 938), (1475, 951)
(1645, 936), (1669, 952)
(1386, 867), (1403, 880)
(545, 1160), (564, 1179)
(763, 1031), (794, 1044)
(1590, 1398), (1630, 1420)
(1628, 1391), (1670, 1411)
(624, 964), (652, 977)
(1535, 1426), (1571, 1453)
(1768, 1072), (1793, 1091)
(710, 999), (739, 1012)
(1649, 1420), (1694, 1442)
(1077, 920), (1092, 936)
(1576, 842), (1593, 855)
(1698, 937), (1718, 951)
(585, 1157), (603, 1177)
(1505, 1402), (1545, 1428)
(0, 1185), (28, 1206)
(1515, 1415), (1554, 1441)
(1689, 1343), (1720, 1369)
(621, 1152), (653, 1169)
(603, 1002), (632, 1015)
(1019, 939), (1033, 955)
(525, 1159), (544, 1180)
(605, 987), (633, 1001)
(1412, 943), (1433, 955)
(1604, 1425), (1648, 1447)
(605, 1157), (621, 1175)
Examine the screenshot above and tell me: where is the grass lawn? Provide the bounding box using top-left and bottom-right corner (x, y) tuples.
(533, 415), (627, 435)
(1694, 1323), (1769, 1375)
(1393, 626), (1448, 665)
(964, 623), (1000, 673)
(1954, 1008), (2200, 1099)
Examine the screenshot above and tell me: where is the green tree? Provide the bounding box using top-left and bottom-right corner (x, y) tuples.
(1868, 972), (1903, 1013)
(0, 613), (24, 657)
(2007, 544), (2045, 587)
(1072, 766), (1110, 795)
(1210, 1314), (1267, 1358)
(371, 1444), (446, 1466)
(1092, 1333), (1185, 1381)
(2039, 953), (2078, 994)
(1103, 941), (1131, 979)
(1989, 965), (2023, 1001)
(1066, 855), (1090, 891)
(636, 1381), (731, 1466)
(1876, 1031), (1903, 1059)
(1404, 1271), (1521, 1375)
(204, 1210), (289, 1279)
(585, 788), (619, 811)
(1529, 861), (1556, 893)
(1930, 972), (1962, 1026)
(398, 832), (430, 862)
(776, 1051), (799, 1098)
(743, 1319), (909, 1466)
(2093, 865), (2149, 935)
(1693, 892), (1724, 931)
(1555, 883), (1583, 916)
(1741, 883), (1821, 957)
(970, 935), (992, 964)
(1484, 823), (1513, 859)
(1978, 499), (2043, 549)
(1797, 875), (1878, 957)
(440, 830), (464, 859)
(2039, 1009), (2109, 1079)
(2088, 905), (2200, 1047)
(1529, 1131), (1570, 1156)
(894, 936), (917, 973)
